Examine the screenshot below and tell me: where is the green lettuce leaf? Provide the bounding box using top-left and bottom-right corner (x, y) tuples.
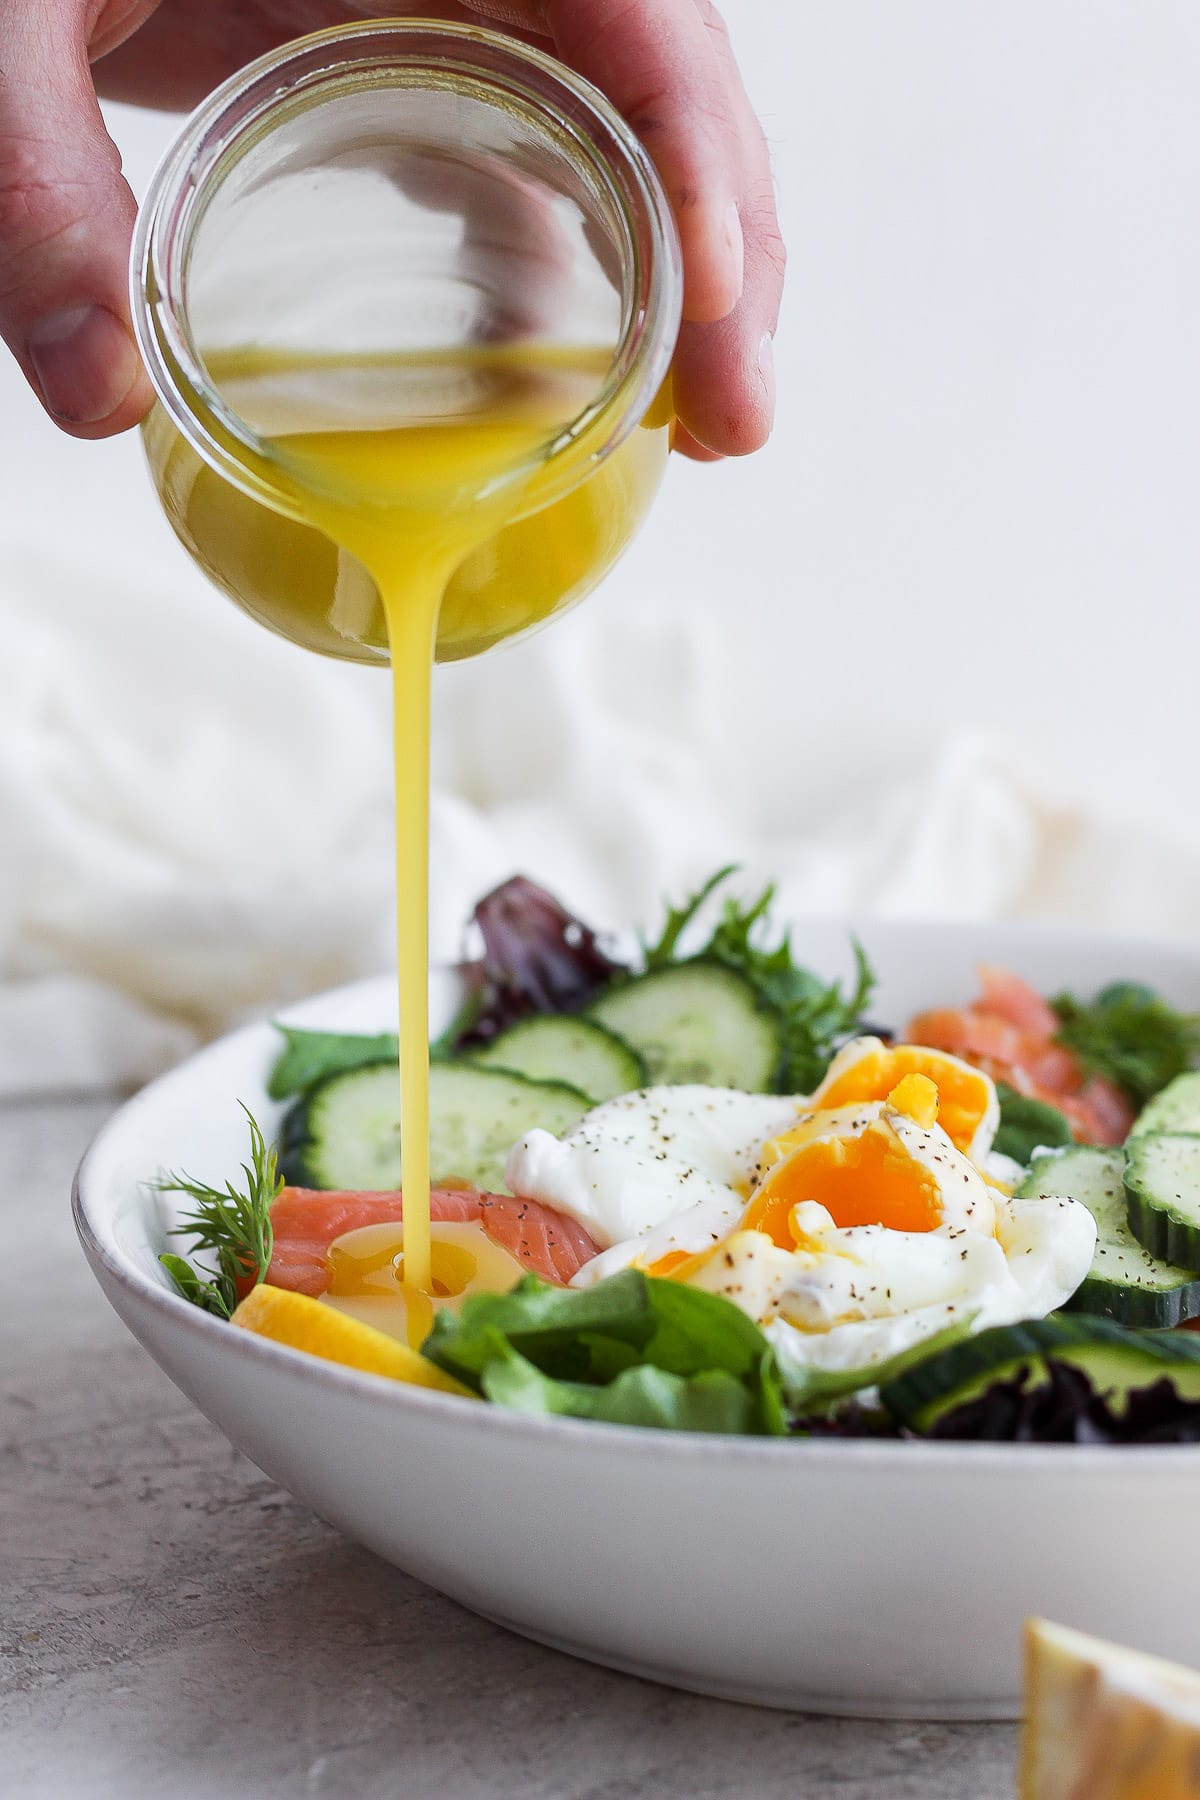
(158, 1251), (234, 1320)
(1052, 982), (1200, 1108)
(480, 1341), (766, 1434)
(993, 1084), (1074, 1166)
(782, 1316), (977, 1419)
(421, 1268), (786, 1435)
(267, 1027), (399, 1100)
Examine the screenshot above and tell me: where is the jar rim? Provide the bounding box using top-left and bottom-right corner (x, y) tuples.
(130, 18), (683, 512)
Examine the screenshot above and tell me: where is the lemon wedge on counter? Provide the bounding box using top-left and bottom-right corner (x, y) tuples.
(1021, 1617), (1200, 1799)
(232, 1285), (474, 1397)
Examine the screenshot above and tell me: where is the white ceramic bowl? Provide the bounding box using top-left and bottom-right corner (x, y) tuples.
(74, 919), (1200, 1718)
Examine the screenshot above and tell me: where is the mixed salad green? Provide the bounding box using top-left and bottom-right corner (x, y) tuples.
(160, 868), (1200, 1442)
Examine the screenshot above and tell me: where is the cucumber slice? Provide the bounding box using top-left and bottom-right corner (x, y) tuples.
(1128, 1071), (1200, 1140)
(280, 1061), (591, 1193)
(880, 1314), (1200, 1433)
(1016, 1147), (1200, 1328)
(467, 1015), (646, 1103)
(1125, 1134), (1200, 1271)
(587, 961), (782, 1091)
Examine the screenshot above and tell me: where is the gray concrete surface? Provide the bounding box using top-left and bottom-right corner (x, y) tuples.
(2, 1096), (1017, 1799)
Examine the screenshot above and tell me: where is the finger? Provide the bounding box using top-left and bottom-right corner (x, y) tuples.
(454, 1), (552, 34)
(89, 0), (160, 60)
(671, 174), (783, 457)
(670, 14), (785, 457)
(0, 4), (153, 435)
(540, 0), (745, 325)
(94, 5), (543, 109)
(671, 424), (723, 463)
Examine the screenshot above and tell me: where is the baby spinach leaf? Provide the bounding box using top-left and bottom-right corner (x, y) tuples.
(481, 1342), (766, 1435)
(268, 1027), (400, 1100)
(781, 1317), (977, 1417)
(993, 1084), (1074, 1166)
(158, 1252), (234, 1320)
(422, 1269), (785, 1435)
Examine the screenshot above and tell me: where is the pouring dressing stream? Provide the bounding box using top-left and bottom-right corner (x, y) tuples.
(230, 343), (629, 1293)
(131, 24), (682, 1307)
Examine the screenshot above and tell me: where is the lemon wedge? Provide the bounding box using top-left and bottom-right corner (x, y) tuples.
(1021, 1616), (1200, 1799)
(232, 1284), (474, 1397)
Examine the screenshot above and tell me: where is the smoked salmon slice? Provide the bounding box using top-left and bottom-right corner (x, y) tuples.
(977, 967), (1061, 1038)
(267, 1186), (599, 1296)
(909, 969), (1135, 1147)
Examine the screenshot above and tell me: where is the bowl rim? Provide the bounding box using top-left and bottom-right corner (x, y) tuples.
(73, 913), (1200, 1472)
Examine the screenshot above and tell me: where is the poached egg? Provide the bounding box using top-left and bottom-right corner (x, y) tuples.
(504, 1042), (1096, 1379)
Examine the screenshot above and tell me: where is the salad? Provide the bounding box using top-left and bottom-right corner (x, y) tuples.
(160, 870), (1200, 1442)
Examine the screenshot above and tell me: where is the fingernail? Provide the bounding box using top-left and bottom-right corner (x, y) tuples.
(724, 200), (745, 304)
(27, 305), (142, 425)
(757, 331), (776, 417)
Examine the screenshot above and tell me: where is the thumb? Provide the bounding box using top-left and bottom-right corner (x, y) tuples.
(0, 4), (152, 435)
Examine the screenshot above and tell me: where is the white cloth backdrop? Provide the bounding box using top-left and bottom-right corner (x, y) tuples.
(1, 2), (1198, 1097)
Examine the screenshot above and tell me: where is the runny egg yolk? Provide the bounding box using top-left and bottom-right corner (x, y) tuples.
(744, 1079), (945, 1243)
(644, 1248), (695, 1279)
(886, 1072), (940, 1128)
(813, 1042), (994, 1157)
(744, 1126), (943, 1242)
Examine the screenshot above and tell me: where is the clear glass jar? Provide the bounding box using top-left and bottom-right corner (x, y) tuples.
(131, 19), (682, 664)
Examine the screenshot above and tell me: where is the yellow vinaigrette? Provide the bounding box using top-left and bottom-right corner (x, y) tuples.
(323, 1219), (525, 1349)
(147, 344), (670, 1296)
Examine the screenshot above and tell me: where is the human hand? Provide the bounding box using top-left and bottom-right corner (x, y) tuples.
(0, 2), (784, 457)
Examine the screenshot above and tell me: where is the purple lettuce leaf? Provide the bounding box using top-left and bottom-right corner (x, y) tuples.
(789, 1402), (903, 1440)
(453, 876), (629, 1049)
(927, 1359), (1200, 1444)
(790, 1359), (1200, 1444)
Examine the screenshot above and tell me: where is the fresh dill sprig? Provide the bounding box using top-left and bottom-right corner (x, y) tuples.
(158, 1106), (282, 1320)
(642, 867), (876, 1092)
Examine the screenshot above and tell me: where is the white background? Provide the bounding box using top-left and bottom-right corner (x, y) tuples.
(1, 2), (1198, 1090)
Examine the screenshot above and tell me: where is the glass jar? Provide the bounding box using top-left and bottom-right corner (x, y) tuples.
(131, 19), (682, 665)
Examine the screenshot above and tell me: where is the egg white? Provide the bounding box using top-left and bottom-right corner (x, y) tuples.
(505, 1084), (799, 1252)
(505, 1078), (1097, 1375)
(685, 1190), (1097, 1379)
